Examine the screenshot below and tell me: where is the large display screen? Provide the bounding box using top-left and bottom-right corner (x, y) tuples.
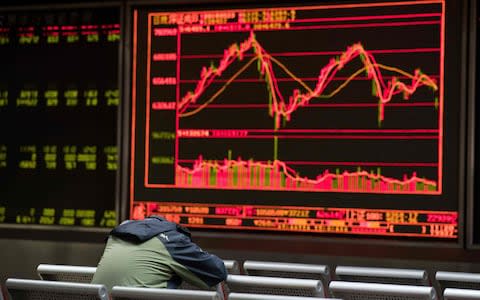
(0, 7), (119, 227)
(130, 0), (462, 239)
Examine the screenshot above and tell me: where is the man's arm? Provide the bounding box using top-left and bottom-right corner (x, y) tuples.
(162, 234), (227, 289)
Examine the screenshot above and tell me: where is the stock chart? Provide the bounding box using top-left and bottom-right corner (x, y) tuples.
(131, 0), (461, 238)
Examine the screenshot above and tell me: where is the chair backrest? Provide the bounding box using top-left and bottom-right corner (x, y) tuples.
(36, 264), (97, 283)
(329, 280), (437, 300)
(227, 292), (338, 300)
(243, 261), (330, 289)
(226, 275), (324, 297)
(444, 288), (480, 300)
(111, 286), (221, 300)
(5, 278), (109, 300)
(335, 265), (430, 286)
(436, 271), (480, 290)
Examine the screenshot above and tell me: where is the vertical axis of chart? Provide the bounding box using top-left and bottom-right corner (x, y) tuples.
(146, 14), (178, 186)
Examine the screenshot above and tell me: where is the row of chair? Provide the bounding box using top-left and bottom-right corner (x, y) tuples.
(6, 276), (480, 300)
(5, 261), (480, 299)
(243, 261), (480, 291)
(34, 261), (480, 298)
(5, 277), (330, 300)
(35, 261), (480, 291)
(37, 260), (432, 287)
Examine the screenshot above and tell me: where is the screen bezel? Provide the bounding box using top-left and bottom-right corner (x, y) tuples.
(124, 0), (468, 250)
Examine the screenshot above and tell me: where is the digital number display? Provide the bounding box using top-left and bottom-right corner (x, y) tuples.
(0, 7), (120, 227)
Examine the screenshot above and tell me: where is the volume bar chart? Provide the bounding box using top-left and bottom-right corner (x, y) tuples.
(176, 156), (437, 193)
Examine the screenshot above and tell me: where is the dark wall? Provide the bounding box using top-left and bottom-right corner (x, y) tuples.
(0, 239), (104, 282)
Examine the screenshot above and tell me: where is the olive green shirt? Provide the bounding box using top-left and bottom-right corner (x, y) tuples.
(91, 236), (209, 291)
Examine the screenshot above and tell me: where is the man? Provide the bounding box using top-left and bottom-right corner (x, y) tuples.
(91, 216), (227, 291)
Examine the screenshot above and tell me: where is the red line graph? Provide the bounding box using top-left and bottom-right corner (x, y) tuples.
(178, 31), (438, 128)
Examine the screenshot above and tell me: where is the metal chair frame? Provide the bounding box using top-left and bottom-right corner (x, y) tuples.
(335, 265), (430, 286)
(329, 280), (437, 300)
(226, 275), (324, 297)
(6, 278), (109, 300)
(111, 286), (221, 300)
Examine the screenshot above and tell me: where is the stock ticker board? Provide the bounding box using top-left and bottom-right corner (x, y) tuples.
(130, 0), (462, 239)
(0, 7), (119, 227)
